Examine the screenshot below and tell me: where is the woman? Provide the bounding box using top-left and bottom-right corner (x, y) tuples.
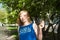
(17, 10), (44, 40)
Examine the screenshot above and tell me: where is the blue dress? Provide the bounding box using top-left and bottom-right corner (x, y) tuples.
(19, 22), (37, 40)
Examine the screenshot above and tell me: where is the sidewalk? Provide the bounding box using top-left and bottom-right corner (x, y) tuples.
(0, 26), (16, 40)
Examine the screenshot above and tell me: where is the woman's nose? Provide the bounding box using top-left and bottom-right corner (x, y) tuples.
(20, 16), (25, 20)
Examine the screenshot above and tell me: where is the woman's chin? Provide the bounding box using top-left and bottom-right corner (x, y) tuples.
(22, 20), (26, 23)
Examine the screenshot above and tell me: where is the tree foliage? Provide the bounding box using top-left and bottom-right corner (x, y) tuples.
(0, 0), (60, 23)
(0, 9), (7, 23)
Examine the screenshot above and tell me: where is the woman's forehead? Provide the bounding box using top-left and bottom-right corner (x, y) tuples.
(20, 11), (28, 15)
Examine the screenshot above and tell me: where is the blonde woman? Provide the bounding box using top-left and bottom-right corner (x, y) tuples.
(17, 10), (44, 40)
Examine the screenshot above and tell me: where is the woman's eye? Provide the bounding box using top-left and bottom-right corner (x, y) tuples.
(24, 15), (27, 17)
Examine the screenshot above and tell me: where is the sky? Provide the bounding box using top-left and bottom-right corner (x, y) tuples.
(0, 3), (6, 12)
(0, 3), (2, 8)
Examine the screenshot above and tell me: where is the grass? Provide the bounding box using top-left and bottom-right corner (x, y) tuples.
(6, 26), (18, 40)
(6, 26), (17, 30)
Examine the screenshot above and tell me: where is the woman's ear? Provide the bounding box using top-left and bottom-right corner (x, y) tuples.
(28, 17), (30, 19)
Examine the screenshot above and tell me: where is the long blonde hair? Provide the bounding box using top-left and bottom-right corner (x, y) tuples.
(17, 10), (31, 26)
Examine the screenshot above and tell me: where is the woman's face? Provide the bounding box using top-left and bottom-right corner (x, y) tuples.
(19, 11), (29, 23)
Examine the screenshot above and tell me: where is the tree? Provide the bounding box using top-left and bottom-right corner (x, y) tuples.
(0, 0), (60, 23)
(0, 9), (7, 23)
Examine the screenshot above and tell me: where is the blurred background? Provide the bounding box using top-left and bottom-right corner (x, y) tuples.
(0, 0), (60, 40)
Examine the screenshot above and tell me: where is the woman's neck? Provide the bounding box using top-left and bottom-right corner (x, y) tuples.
(23, 21), (32, 26)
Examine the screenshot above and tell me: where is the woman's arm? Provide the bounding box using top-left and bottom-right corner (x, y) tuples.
(33, 20), (44, 40)
(38, 20), (44, 40)
(33, 21), (38, 37)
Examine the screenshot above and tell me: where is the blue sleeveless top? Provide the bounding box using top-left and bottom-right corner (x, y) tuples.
(19, 22), (37, 40)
